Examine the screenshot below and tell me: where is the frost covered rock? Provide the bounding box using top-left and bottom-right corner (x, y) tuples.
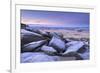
(22, 40), (47, 52)
(21, 52), (60, 63)
(49, 36), (66, 53)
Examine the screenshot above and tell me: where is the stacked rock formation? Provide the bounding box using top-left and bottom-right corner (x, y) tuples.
(21, 23), (89, 63)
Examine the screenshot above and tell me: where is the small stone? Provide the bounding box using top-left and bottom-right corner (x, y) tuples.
(41, 45), (57, 55)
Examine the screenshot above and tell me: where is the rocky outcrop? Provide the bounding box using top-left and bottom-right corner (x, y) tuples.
(21, 25), (89, 62)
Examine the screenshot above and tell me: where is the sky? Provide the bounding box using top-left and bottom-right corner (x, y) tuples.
(21, 10), (90, 28)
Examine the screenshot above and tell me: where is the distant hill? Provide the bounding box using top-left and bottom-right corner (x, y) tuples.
(21, 23), (28, 29)
(27, 24), (89, 31)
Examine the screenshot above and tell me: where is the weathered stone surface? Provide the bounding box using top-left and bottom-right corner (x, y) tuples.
(26, 27), (51, 38)
(25, 27), (41, 34)
(62, 52), (83, 60)
(39, 31), (49, 36)
(21, 52), (60, 63)
(26, 26), (50, 36)
(48, 32), (63, 39)
(63, 41), (85, 55)
(65, 41), (79, 47)
(49, 36), (66, 53)
(21, 29), (45, 45)
(41, 45), (57, 55)
(22, 40), (47, 52)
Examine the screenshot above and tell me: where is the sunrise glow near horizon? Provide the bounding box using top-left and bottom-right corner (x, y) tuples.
(21, 10), (90, 28)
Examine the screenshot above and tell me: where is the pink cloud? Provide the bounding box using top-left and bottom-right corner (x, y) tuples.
(21, 18), (63, 26)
